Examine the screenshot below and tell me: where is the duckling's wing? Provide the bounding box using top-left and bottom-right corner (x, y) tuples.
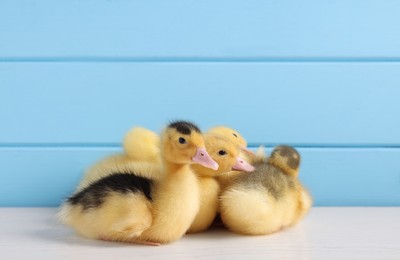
(59, 173), (154, 241)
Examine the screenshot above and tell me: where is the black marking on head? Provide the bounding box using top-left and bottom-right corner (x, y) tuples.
(232, 133), (238, 138)
(67, 173), (153, 210)
(168, 120), (201, 135)
(272, 145), (300, 169)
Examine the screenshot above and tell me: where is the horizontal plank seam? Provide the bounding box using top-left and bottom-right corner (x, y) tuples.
(1, 143), (400, 149)
(2, 57), (400, 63)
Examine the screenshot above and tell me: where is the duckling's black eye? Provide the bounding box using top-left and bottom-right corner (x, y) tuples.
(232, 133), (238, 138)
(218, 150), (227, 156)
(179, 137), (187, 144)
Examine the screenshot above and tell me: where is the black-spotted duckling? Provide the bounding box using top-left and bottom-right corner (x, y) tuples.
(59, 121), (218, 245)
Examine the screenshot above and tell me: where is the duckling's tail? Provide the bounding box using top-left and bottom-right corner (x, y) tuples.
(267, 145), (300, 177)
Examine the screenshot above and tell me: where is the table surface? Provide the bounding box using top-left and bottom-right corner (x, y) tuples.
(1, 207), (399, 260)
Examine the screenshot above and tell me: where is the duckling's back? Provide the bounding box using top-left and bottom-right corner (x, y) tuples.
(220, 146), (312, 235)
(232, 163), (299, 200)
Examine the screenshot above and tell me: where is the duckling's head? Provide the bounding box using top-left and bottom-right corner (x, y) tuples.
(161, 121), (218, 170)
(191, 134), (255, 177)
(208, 126), (254, 156)
(268, 145), (301, 177)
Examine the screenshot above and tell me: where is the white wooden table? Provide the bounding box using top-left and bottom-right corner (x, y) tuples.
(1, 208), (399, 259)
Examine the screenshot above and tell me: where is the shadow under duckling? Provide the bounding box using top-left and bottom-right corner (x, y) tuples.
(219, 145), (312, 236)
(58, 121), (218, 245)
(188, 134), (254, 233)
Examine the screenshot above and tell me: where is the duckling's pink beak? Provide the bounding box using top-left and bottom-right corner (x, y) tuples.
(240, 146), (255, 156)
(232, 157), (255, 172)
(192, 148), (219, 170)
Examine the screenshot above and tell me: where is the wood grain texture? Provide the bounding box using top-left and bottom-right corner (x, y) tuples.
(1, 62), (399, 145)
(1, 1), (400, 58)
(1, 208), (399, 259)
(1, 147), (399, 207)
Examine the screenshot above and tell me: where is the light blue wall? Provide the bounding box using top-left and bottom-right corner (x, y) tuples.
(1, 1), (399, 206)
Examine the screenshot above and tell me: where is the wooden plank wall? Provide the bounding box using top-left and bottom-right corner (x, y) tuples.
(1, 1), (399, 206)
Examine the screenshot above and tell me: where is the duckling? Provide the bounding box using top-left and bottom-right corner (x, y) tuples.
(187, 134), (255, 233)
(219, 145), (312, 235)
(122, 127), (256, 233)
(59, 121), (219, 245)
(122, 126), (257, 232)
(120, 127), (255, 233)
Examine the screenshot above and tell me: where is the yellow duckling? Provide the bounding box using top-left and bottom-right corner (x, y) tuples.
(219, 145), (312, 235)
(120, 127), (255, 233)
(187, 134), (254, 233)
(58, 121), (218, 245)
